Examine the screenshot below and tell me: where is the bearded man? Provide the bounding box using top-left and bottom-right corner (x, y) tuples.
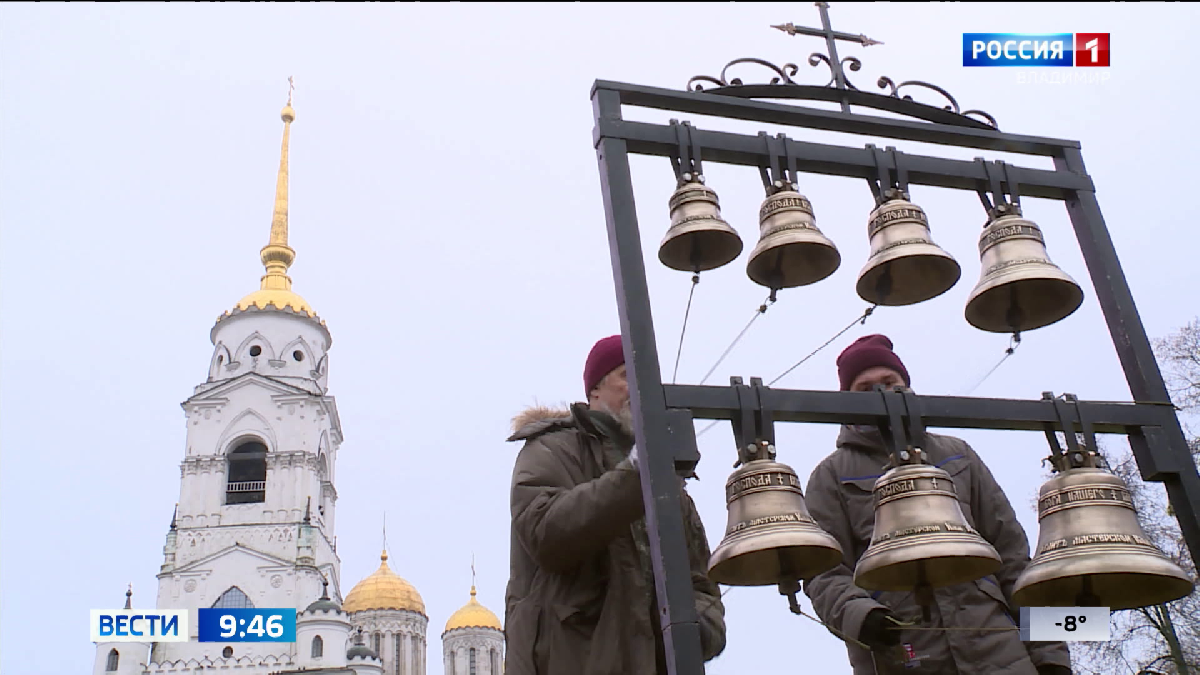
(503, 334), (727, 675)
(803, 334), (1072, 675)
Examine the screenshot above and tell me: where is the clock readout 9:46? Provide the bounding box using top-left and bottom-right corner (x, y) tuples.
(197, 608), (297, 642)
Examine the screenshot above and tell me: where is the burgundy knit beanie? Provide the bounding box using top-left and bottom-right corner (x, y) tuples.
(584, 335), (626, 396)
(836, 334), (910, 391)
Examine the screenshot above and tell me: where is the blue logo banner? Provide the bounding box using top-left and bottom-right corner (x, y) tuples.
(963, 33), (1074, 67)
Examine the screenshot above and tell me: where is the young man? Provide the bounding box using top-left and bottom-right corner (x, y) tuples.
(503, 335), (726, 675)
(803, 334), (1072, 674)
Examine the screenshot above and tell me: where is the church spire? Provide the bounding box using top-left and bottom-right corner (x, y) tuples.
(259, 77), (297, 294)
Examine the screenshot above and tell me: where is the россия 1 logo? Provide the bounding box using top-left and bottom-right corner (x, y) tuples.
(963, 33), (1110, 67)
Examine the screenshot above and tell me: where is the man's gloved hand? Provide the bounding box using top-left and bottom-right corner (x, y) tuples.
(1036, 666), (1072, 675)
(858, 608), (902, 649)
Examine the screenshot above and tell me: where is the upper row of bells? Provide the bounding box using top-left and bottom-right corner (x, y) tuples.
(658, 174), (1086, 334)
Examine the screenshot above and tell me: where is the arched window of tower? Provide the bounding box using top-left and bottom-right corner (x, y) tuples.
(106, 648), (119, 671)
(373, 631), (381, 655)
(312, 635), (323, 658)
(491, 648), (499, 674)
(470, 647), (477, 675)
(212, 586), (254, 609)
(226, 440), (267, 505)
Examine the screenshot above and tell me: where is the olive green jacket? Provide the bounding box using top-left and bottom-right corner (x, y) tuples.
(503, 403), (726, 675)
(803, 425), (1071, 674)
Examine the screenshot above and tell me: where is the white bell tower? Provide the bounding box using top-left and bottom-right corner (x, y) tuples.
(92, 85), (348, 673)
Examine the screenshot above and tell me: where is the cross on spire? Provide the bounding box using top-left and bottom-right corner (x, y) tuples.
(287, 76), (294, 106)
(772, 3), (882, 112)
(471, 553), (476, 588)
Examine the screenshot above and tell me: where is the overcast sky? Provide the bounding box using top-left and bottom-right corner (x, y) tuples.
(2, 3), (1199, 674)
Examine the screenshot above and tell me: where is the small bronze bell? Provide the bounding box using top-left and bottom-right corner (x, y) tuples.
(856, 190), (961, 306)
(965, 205), (1084, 333)
(708, 442), (843, 586)
(746, 181), (841, 290)
(658, 174), (743, 273)
(1014, 454), (1194, 609)
(855, 459), (1002, 591)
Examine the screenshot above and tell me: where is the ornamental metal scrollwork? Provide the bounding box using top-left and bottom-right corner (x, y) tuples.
(688, 58), (800, 91)
(684, 54), (999, 130)
(876, 76), (999, 128)
(683, 3), (999, 130)
(808, 54), (863, 89)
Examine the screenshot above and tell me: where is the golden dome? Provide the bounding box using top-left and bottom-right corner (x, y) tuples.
(233, 288), (317, 317)
(343, 551), (426, 615)
(444, 586), (502, 632)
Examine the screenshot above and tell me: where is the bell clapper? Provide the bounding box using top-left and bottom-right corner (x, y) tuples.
(914, 564), (935, 625)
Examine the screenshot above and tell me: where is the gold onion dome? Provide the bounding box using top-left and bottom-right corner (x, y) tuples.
(218, 85), (322, 325)
(342, 550), (426, 615)
(444, 586), (502, 632)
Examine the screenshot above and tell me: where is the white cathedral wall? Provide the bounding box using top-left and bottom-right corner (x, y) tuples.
(296, 610), (351, 669)
(354, 609), (430, 675)
(93, 642), (150, 675)
(442, 628), (504, 675)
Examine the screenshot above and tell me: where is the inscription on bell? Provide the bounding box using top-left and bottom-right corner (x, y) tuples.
(726, 470), (800, 501)
(760, 195), (813, 219)
(979, 223), (1044, 253)
(1037, 532), (1156, 555)
(875, 479), (917, 500)
(727, 511), (816, 534)
(868, 207), (927, 236)
(1038, 485), (1134, 515)
(871, 521), (974, 545)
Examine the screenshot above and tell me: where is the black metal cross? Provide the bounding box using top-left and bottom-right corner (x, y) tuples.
(773, 2), (882, 111)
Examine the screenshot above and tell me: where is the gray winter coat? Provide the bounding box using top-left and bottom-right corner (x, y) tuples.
(803, 425), (1072, 674)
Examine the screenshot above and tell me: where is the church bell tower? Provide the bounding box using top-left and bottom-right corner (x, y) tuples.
(99, 84), (347, 671)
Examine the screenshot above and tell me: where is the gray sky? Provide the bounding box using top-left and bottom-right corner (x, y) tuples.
(2, 3), (1198, 673)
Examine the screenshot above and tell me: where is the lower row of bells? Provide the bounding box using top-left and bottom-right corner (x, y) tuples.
(706, 449), (1194, 610)
(659, 176), (1085, 334)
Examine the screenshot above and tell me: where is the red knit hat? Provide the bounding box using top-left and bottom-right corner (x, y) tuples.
(584, 335), (626, 396)
(836, 334), (910, 391)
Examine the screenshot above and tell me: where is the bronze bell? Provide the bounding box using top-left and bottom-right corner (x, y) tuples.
(856, 190), (961, 306)
(746, 181), (841, 290)
(708, 443), (843, 586)
(855, 460), (1003, 591)
(965, 205), (1084, 333)
(658, 174), (743, 273)
(1013, 458), (1194, 609)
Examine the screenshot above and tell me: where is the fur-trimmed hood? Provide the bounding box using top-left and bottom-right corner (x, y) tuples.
(507, 404), (575, 443)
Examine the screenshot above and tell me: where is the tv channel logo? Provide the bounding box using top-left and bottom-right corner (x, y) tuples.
(90, 609), (190, 643)
(963, 34), (1110, 67)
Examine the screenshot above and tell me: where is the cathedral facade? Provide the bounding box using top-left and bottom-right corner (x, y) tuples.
(91, 91), (503, 675)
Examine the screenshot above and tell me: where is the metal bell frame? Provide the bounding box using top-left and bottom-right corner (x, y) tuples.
(588, 5), (1198, 674)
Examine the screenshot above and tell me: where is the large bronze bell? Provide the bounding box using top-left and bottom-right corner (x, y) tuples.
(1013, 458), (1194, 609)
(708, 442), (843, 586)
(856, 190), (961, 306)
(965, 205), (1084, 333)
(855, 460), (1003, 591)
(658, 175), (743, 273)
(746, 181), (841, 290)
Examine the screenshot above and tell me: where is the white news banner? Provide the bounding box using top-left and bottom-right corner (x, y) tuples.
(1019, 607), (1111, 642)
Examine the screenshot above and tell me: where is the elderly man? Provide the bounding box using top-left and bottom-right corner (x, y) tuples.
(503, 334), (727, 675)
(803, 334), (1072, 675)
